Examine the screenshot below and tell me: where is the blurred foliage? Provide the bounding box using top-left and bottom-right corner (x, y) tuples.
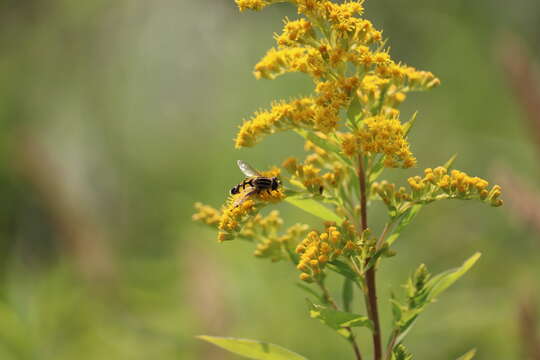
(0, 0), (538, 359)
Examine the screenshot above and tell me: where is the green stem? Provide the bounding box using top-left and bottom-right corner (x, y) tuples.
(316, 281), (363, 360)
(384, 330), (399, 360)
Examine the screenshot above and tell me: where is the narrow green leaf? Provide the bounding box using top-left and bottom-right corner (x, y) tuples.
(443, 153), (458, 170)
(342, 278), (353, 312)
(309, 303), (372, 331)
(387, 204), (423, 246)
(347, 96), (362, 124)
(394, 313), (419, 345)
(390, 297), (402, 324)
(197, 336), (308, 360)
(285, 196), (342, 223)
(426, 252), (481, 301)
(456, 349), (476, 360)
(327, 260), (358, 282)
(368, 155), (386, 183)
(294, 130), (351, 165)
(295, 129), (340, 154)
(402, 111), (418, 136)
(373, 84), (389, 115)
(296, 283), (324, 303)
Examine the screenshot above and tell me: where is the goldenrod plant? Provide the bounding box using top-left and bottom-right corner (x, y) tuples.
(193, 1), (503, 359)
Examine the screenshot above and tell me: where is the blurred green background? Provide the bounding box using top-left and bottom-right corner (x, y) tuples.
(0, 0), (539, 359)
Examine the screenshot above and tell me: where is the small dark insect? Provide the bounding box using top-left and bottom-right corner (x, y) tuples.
(230, 160), (280, 206)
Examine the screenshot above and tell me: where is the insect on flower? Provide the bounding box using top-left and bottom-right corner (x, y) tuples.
(230, 160), (281, 207)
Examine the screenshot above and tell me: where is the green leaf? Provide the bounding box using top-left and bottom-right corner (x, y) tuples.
(387, 204), (423, 246)
(444, 153), (458, 170)
(372, 84), (389, 115)
(390, 297), (403, 324)
(368, 155), (386, 183)
(426, 252), (481, 301)
(342, 278), (353, 312)
(295, 129), (340, 154)
(197, 336), (308, 360)
(309, 303), (372, 335)
(327, 260), (358, 282)
(285, 195), (342, 223)
(296, 283), (324, 303)
(390, 254), (481, 346)
(394, 312), (420, 344)
(402, 111), (418, 136)
(294, 130), (351, 165)
(456, 349), (476, 360)
(347, 96), (362, 124)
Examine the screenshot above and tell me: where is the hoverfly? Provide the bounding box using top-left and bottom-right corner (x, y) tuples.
(230, 160), (280, 207)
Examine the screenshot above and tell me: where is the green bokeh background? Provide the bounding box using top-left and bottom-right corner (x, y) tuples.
(0, 0), (539, 359)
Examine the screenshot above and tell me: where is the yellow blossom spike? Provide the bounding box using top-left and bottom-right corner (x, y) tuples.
(235, 0), (269, 11)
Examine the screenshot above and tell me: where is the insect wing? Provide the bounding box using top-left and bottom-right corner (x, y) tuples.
(233, 188), (258, 207)
(237, 160), (260, 177)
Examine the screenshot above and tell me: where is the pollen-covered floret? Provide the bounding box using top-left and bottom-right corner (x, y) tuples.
(218, 198), (257, 238)
(254, 47), (325, 80)
(235, 0), (270, 12)
(275, 18), (314, 47)
(192, 202), (221, 226)
(355, 115), (416, 168)
(235, 97), (317, 148)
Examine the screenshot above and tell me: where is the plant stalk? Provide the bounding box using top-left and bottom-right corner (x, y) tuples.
(357, 154), (382, 360)
(317, 281), (363, 360)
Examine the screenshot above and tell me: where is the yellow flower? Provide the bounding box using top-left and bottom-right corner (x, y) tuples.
(254, 47), (325, 80)
(405, 166), (503, 206)
(276, 18), (314, 47)
(282, 157), (298, 173)
(296, 223), (361, 281)
(192, 202), (221, 227)
(235, 98), (316, 148)
(235, 0), (269, 11)
(356, 115), (416, 168)
(219, 198), (256, 234)
(340, 133), (358, 157)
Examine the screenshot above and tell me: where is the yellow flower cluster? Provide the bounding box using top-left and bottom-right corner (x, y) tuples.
(235, 80), (355, 148)
(406, 167), (503, 206)
(291, 1), (381, 44)
(314, 77), (358, 130)
(275, 18), (314, 47)
(234, 0), (441, 153)
(218, 198), (258, 241)
(360, 115), (416, 168)
(282, 155), (344, 194)
(376, 62), (440, 90)
(192, 202), (221, 226)
(235, 98), (316, 148)
(295, 223), (358, 282)
(235, 0), (270, 12)
(340, 115), (415, 168)
(254, 47), (325, 80)
(215, 185), (284, 241)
